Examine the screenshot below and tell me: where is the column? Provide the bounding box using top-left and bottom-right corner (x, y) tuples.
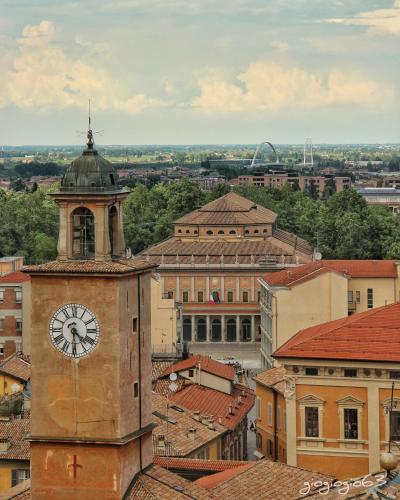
(251, 315), (255, 343)
(221, 276), (225, 302)
(191, 276), (195, 302)
(286, 395), (297, 466)
(176, 276), (180, 301)
(236, 315), (240, 342)
(221, 315), (225, 342)
(236, 277), (240, 302)
(191, 315), (195, 342)
(206, 276), (210, 301)
(57, 203), (68, 260)
(368, 384), (380, 473)
(250, 277), (255, 302)
(206, 315), (210, 342)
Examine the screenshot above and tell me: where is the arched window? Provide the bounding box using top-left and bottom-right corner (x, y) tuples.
(206, 230), (213, 235)
(183, 318), (192, 342)
(197, 319), (206, 342)
(229, 230), (236, 235)
(177, 229), (182, 234)
(254, 229), (259, 234)
(263, 228), (268, 234)
(109, 205), (118, 256)
(72, 207), (95, 259)
(227, 319), (236, 342)
(211, 319), (221, 342)
(186, 229), (190, 234)
(194, 230), (198, 234)
(218, 230), (224, 235)
(245, 230), (249, 234)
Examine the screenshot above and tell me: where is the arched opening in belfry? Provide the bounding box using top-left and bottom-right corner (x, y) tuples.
(109, 205), (119, 256)
(72, 207), (95, 259)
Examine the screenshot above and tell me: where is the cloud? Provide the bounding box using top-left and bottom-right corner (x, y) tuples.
(1, 21), (160, 113)
(270, 40), (289, 51)
(192, 60), (395, 114)
(326, 1), (400, 36)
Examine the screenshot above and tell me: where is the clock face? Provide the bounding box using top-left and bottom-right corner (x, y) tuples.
(49, 303), (100, 358)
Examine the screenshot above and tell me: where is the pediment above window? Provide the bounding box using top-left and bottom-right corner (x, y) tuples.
(336, 395), (364, 407)
(297, 394), (325, 406)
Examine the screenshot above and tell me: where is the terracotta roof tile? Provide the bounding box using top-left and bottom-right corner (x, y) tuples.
(0, 353), (31, 383)
(175, 193), (277, 225)
(151, 361), (173, 382)
(0, 417), (30, 461)
(153, 457), (248, 472)
(24, 257), (156, 275)
(195, 464), (253, 489)
(274, 302), (400, 362)
(263, 259), (398, 287)
(163, 383), (254, 431)
(152, 393), (225, 456)
(162, 355), (235, 381)
(0, 272), (30, 284)
(209, 459), (334, 500)
(254, 367), (286, 394)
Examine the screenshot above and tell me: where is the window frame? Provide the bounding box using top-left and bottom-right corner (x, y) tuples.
(304, 406), (319, 438)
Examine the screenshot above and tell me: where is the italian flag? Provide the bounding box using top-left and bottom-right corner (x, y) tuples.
(209, 294), (215, 304)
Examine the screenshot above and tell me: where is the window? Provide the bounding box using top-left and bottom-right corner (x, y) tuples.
(256, 432), (262, 449)
(256, 397), (261, 419)
(11, 469), (30, 487)
(390, 371), (400, 380)
(305, 407), (319, 437)
(347, 291), (353, 303)
(254, 229), (259, 234)
(198, 290), (204, 303)
(206, 230), (213, 235)
(0, 346), (3, 356)
(284, 411), (287, 433)
(227, 290), (233, 303)
(356, 291), (360, 303)
(0, 291), (3, 302)
(72, 207), (95, 259)
(305, 367), (318, 376)
(186, 229), (190, 234)
(277, 406), (281, 431)
(15, 290), (22, 304)
(132, 317), (137, 333)
(212, 291), (220, 303)
(133, 382), (139, 398)
(267, 439), (273, 456)
(245, 230), (249, 234)
(257, 290), (261, 302)
(0, 319), (3, 330)
(229, 230), (236, 235)
(16, 320), (22, 332)
(267, 403), (272, 426)
(167, 291), (174, 299)
(367, 288), (373, 309)
(344, 368), (357, 378)
(218, 230), (224, 235)
(390, 412), (400, 441)
(242, 290), (249, 303)
(344, 409), (358, 439)
(188, 369), (194, 377)
(182, 290), (189, 303)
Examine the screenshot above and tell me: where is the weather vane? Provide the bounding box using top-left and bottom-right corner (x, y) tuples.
(76, 99), (104, 148)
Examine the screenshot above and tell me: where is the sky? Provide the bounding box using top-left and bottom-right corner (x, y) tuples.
(0, 0), (400, 145)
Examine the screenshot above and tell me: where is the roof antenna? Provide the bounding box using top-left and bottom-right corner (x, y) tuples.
(87, 99), (94, 150)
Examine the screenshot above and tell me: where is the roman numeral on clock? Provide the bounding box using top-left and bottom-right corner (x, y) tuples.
(61, 340), (70, 353)
(84, 336), (95, 345)
(53, 334), (64, 344)
(71, 305), (78, 317)
(87, 328), (97, 334)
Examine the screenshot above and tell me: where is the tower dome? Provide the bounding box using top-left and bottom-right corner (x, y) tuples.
(60, 130), (119, 193)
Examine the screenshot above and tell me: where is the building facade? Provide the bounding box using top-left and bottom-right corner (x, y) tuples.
(0, 272), (31, 359)
(237, 173), (351, 195)
(256, 303), (400, 479)
(140, 192), (314, 347)
(259, 260), (400, 368)
(356, 187), (400, 214)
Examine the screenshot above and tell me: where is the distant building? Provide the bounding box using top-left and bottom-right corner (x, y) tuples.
(0, 258), (24, 276)
(140, 192), (314, 347)
(0, 272), (31, 358)
(357, 187), (400, 214)
(236, 173), (351, 195)
(255, 302), (400, 479)
(259, 260), (400, 368)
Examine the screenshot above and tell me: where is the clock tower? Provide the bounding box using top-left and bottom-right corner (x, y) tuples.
(26, 128), (156, 499)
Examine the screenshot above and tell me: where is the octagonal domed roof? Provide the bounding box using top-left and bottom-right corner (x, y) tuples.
(60, 131), (120, 193)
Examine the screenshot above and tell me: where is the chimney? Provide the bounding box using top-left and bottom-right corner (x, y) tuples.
(241, 390), (247, 398)
(238, 396), (243, 405)
(157, 435), (165, 450)
(0, 439), (10, 452)
(228, 405), (234, 415)
(193, 410), (200, 421)
(201, 415), (209, 425)
(188, 428), (197, 441)
(208, 419), (215, 430)
(218, 417), (223, 425)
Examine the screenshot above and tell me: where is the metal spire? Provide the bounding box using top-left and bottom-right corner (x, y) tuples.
(87, 99), (94, 150)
